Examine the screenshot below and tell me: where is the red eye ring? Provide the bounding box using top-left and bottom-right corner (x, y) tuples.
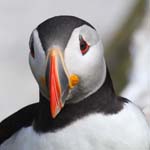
(80, 37), (89, 55)
(30, 48), (35, 58)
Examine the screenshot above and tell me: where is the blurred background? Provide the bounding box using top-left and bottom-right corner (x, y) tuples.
(0, 0), (149, 122)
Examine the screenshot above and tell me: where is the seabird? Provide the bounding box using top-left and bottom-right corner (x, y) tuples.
(0, 16), (150, 150)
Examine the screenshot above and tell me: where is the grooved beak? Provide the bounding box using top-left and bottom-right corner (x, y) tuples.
(47, 48), (79, 118)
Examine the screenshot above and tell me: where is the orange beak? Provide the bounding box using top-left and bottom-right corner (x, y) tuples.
(49, 51), (63, 118)
(48, 49), (79, 118)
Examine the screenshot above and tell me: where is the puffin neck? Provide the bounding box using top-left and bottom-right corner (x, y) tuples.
(33, 69), (124, 133)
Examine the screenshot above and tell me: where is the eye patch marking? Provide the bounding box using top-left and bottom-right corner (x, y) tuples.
(79, 35), (89, 55)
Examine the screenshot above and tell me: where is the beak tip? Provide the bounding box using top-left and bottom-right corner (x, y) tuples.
(51, 105), (62, 119)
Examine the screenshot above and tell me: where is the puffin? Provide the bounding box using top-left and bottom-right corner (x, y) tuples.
(0, 16), (150, 150)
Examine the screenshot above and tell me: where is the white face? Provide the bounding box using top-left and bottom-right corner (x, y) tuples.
(29, 30), (48, 98)
(64, 25), (106, 102)
(29, 25), (106, 103)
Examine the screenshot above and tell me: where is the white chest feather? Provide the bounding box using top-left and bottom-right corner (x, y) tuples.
(0, 103), (150, 150)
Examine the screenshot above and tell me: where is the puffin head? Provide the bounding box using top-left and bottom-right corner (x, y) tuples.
(29, 16), (106, 118)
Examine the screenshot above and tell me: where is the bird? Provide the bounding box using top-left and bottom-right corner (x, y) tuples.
(0, 15), (150, 150)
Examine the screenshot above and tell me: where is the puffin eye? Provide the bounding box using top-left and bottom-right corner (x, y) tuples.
(80, 36), (89, 55)
(29, 36), (35, 58)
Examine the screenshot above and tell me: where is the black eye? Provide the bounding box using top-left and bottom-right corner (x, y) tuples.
(29, 35), (35, 58)
(80, 36), (89, 55)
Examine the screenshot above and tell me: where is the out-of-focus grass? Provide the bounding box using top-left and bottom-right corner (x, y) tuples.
(105, 0), (146, 94)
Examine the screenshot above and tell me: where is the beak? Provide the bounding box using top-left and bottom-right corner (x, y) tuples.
(46, 48), (79, 118)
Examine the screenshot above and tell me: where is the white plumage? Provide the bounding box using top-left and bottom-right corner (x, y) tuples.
(1, 102), (150, 150)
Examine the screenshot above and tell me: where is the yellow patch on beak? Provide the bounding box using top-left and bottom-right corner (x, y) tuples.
(40, 76), (46, 88)
(69, 74), (80, 89)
